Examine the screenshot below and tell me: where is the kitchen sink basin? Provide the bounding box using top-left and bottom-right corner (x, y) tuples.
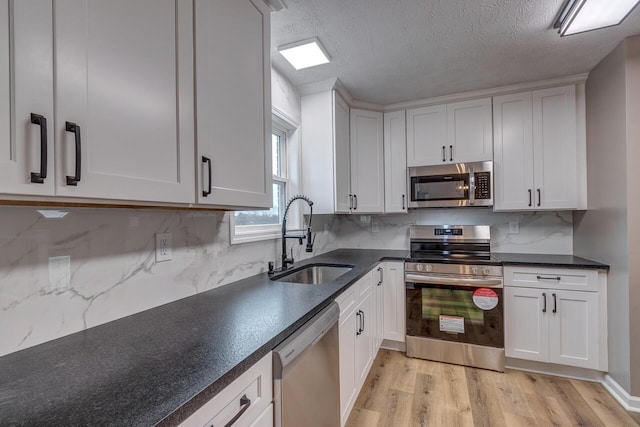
(271, 263), (354, 285)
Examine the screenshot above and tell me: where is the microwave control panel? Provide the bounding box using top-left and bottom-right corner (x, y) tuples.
(474, 172), (491, 199)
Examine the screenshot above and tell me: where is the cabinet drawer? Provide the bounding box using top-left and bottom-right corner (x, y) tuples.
(504, 266), (597, 292)
(180, 352), (272, 427)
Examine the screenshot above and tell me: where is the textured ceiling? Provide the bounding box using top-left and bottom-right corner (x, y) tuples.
(271, 0), (640, 105)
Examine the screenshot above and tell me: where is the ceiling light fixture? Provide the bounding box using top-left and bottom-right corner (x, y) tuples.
(554, 0), (640, 36)
(278, 38), (330, 70)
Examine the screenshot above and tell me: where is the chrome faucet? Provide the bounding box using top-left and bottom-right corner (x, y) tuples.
(281, 194), (315, 271)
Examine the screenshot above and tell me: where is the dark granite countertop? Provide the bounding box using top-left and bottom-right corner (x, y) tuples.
(0, 249), (407, 427)
(493, 253), (609, 270)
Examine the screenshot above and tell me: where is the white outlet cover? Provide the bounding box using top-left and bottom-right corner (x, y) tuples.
(155, 233), (172, 262)
(509, 221), (520, 234)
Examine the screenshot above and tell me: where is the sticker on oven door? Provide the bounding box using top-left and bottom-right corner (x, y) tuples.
(439, 315), (464, 334)
(472, 288), (499, 310)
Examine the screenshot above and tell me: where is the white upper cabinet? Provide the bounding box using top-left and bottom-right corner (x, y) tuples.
(349, 109), (384, 213)
(406, 98), (492, 167)
(54, 0), (195, 203)
(384, 111), (407, 213)
(494, 85), (578, 211)
(0, 1), (55, 196)
(447, 98), (493, 163)
(195, 0), (271, 208)
(406, 105), (447, 167)
(334, 93), (351, 213)
(301, 90), (350, 214)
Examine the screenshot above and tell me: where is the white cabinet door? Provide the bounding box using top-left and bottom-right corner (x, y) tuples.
(248, 404), (274, 427)
(195, 0), (271, 208)
(54, 0), (194, 203)
(383, 262), (405, 343)
(447, 98), (493, 163)
(350, 109), (384, 213)
(383, 111), (407, 213)
(532, 86), (577, 210)
(548, 290), (599, 369)
(354, 291), (375, 388)
(374, 265), (385, 350)
(334, 92), (351, 213)
(338, 308), (357, 425)
(406, 105), (447, 167)
(504, 287), (549, 362)
(493, 92), (535, 211)
(0, 1), (55, 196)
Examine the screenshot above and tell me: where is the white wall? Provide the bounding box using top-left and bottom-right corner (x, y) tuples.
(573, 39), (632, 393)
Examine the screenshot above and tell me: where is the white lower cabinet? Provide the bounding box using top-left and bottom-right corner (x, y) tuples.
(180, 352), (273, 427)
(504, 266), (606, 371)
(336, 267), (383, 426)
(381, 262), (405, 344)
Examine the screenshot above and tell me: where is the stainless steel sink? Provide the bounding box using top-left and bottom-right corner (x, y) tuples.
(271, 264), (354, 285)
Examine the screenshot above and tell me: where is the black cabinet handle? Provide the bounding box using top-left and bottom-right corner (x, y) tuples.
(537, 189), (541, 207)
(528, 189), (532, 207)
(30, 113), (47, 184)
(223, 394), (251, 427)
(542, 292), (547, 313)
(449, 145), (453, 162)
(65, 121), (81, 186)
(361, 310), (365, 333)
(378, 266), (383, 286)
(402, 194), (405, 210)
(202, 156), (212, 197)
(353, 194), (358, 210)
(442, 146), (446, 162)
(356, 311), (362, 335)
(537, 275), (561, 281)
(552, 293), (557, 314)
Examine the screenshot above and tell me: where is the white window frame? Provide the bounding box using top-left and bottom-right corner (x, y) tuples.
(230, 112), (298, 244)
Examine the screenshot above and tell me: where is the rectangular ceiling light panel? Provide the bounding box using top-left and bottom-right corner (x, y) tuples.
(558, 0), (640, 36)
(278, 38), (330, 70)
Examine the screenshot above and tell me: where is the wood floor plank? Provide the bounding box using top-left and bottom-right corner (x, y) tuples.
(570, 379), (640, 427)
(345, 407), (380, 427)
(535, 374), (607, 427)
(348, 350), (640, 427)
(465, 367), (507, 427)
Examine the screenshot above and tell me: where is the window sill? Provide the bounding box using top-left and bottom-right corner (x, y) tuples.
(230, 230), (281, 245)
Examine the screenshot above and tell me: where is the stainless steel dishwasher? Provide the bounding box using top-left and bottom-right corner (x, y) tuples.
(273, 301), (340, 427)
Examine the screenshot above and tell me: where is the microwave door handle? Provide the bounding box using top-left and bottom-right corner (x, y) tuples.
(469, 168), (475, 206)
(405, 273), (503, 288)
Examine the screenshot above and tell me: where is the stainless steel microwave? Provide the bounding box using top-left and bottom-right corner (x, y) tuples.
(408, 161), (493, 208)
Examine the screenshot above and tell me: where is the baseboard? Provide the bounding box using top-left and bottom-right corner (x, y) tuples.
(505, 358), (605, 382)
(380, 339), (406, 352)
(602, 374), (640, 413)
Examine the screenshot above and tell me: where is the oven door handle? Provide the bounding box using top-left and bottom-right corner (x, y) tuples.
(405, 273), (503, 288)
(468, 167), (475, 206)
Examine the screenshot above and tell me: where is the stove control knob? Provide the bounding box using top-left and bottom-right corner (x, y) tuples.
(425, 264), (433, 272)
(471, 266), (479, 275)
(416, 264), (424, 272)
(483, 267), (492, 275)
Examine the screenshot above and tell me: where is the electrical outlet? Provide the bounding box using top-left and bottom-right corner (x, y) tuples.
(324, 223), (330, 235)
(509, 221), (520, 234)
(371, 220), (379, 233)
(155, 233), (172, 262)
(49, 256), (71, 294)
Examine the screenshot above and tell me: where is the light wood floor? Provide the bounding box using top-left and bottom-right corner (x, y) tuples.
(346, 350), (640, 427)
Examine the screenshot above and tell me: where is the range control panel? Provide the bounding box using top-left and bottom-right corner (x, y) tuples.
(474, 172), (491, 199)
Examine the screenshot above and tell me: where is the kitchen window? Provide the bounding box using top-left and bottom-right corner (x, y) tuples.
(231, 117), (295, 243)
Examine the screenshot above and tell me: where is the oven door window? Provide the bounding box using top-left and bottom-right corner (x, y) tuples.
(406, 284), (504, 348)
(411, 174), (468, 202)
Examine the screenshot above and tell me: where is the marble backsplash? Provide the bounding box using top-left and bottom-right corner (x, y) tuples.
(0, 206), (572, 357)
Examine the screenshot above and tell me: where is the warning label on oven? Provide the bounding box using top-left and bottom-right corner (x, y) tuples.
(439, 315), (465, 334)
(473, 288), (499, 311)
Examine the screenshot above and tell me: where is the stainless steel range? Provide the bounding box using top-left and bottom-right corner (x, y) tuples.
(405, 225), (504, 372)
